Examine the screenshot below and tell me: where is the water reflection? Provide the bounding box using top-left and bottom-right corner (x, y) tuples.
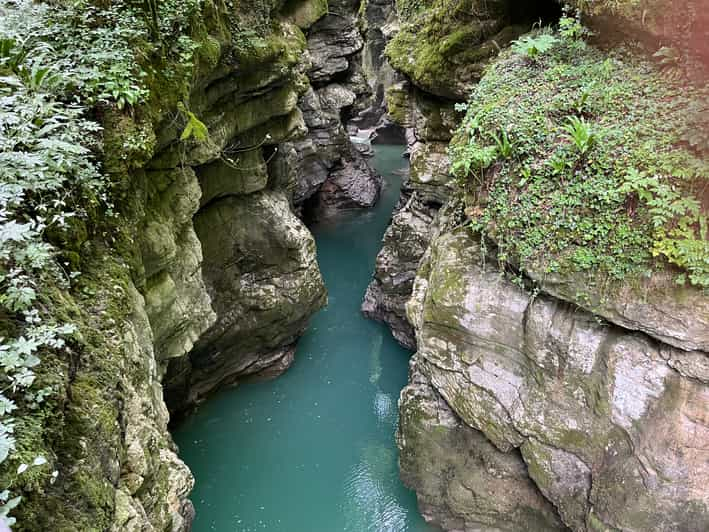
(343, 444), (408, 532)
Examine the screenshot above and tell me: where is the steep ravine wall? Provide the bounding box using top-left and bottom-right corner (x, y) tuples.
(400, 228), (708, 531)
(163, 0), (389, 415)
(115, 0), (397, 525)
(110, 5), (338, 528)
(361, 1), (709, 531)
(2, 0), (385, 528)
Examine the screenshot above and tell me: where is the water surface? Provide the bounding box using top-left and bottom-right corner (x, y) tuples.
(173, 145), (432, 532)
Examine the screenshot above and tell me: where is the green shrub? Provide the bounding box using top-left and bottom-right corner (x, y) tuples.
(449, 29), (709, 287)
(511, 34), (559, 60)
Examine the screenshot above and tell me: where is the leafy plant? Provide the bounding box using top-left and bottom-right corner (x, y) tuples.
(490, 129), (514, 158)
(562, 115), (596, 154)
(0, 38), (28, 72)
(548, 151), (571, 175)
(618, 168), (708, 286)
(449, 29), (709, 287)
(450, 140), (499, 184)
(178, 102), (209, 142)
(511, 34), (559, 60)
(573, 84), (594, 115)
(558, 9), (588, 41)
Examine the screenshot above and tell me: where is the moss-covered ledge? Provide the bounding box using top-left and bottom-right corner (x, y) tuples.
(446, 24), (708, 350)
(0, 0), (324, 528)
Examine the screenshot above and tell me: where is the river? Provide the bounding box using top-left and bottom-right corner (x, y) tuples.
(172, 144), (433, 532)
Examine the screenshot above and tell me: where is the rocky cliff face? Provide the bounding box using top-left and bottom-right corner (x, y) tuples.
(361, 1), (709, 531)
(277, 0), (384, 218)
(156, 14), (330, 413)
(362, 38), (463, 349)
(5, 0), (386, 528)
(60, 4), (331, 530)
(162, 0), (394, 413)
(401, 229), (708, 531)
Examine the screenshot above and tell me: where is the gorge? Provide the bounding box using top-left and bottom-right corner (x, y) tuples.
(0, 0), (707, 531)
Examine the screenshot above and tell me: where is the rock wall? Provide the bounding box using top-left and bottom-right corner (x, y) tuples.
(95, 3), (333, 529)
(362, 30), (463, 349)
(8, 0), (385, 528)
(157, 10), (331, 412)
(401, 229), (709, 531)
(276, 0), (384, 218)
(360, 1), (709, 531)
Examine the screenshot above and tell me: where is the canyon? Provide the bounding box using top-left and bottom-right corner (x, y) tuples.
(0, 0), (706, 531)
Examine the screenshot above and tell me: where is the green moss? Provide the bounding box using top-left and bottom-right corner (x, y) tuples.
(2, 0), (316, 528)
(384, 84), (412, 126)
(234, 21), (306, 72)
(450, 34), (709, 286)
(521, 443), (555, 492)
(385, 0), (523, 99)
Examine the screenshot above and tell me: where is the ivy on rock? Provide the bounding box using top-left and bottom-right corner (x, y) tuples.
(450, 18), (709, 287)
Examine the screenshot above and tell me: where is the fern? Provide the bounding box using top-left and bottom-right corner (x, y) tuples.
(490, 129), (514, 158)
(562, 116), (596, 154)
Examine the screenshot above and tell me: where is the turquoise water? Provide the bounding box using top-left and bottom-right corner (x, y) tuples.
(173, 145), (434, 532)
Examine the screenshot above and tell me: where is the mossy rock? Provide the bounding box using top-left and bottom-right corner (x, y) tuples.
(386, 0), (524, 99)
(280, 0), (328, 29)
(384, 82), (413, 126)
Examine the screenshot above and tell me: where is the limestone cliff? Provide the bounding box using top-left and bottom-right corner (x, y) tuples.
(362, 1), (709, 530)
(278, 0), (384, 218)
(0, 0), (378, 528)
(401, 229), (708, 531)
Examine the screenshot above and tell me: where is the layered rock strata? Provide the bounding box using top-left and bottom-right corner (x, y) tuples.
(12, 0), (357, 528)
(275, 0), (384, 218)
(362, 79), (462, 349)
(400, 229), (709, 531)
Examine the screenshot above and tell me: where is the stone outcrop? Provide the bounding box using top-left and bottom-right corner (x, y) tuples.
(123, 11), (331, 528)
(273, 0), (383, 218)
(165, 190), (326, 410)
(399, 228), (709, 531)
(139, 166), (216, 365)
(384, 0), (552, 100)
(362, 193), (435, 349)
(398, 357), (567, 531)
(362, 46), (462, 350)
(279, 84), (382, 216)
(110, 285), (197, 532)
(352, 0), (401, 128)
(7, 0), (342, 528)
(359, 2), (709, 531)
(525, 266), (709, 353)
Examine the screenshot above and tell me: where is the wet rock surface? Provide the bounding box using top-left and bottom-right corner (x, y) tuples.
(398, 357), (567, 531)
(362, 194), (435, 349)
(273, 0), (385, 219)
(165, 191), (326, 410)
(400, 229), (709, 532)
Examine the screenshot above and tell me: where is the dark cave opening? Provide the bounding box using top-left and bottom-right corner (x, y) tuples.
(510, 0), (564, 27)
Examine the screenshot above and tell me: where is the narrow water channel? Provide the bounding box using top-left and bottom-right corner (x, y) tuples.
(173, 145), (433, 532)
